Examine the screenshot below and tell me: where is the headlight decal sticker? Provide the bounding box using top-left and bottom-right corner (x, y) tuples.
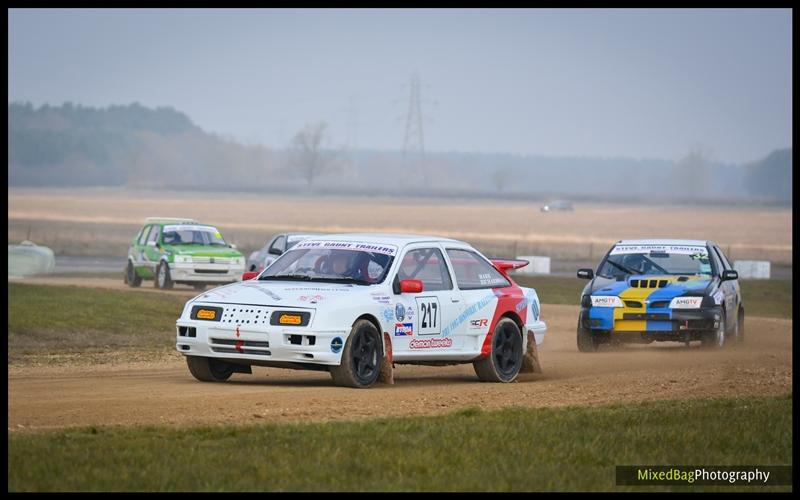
(190, 305), (223, 321)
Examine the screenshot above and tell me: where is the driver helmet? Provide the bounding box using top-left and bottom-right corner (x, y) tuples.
(622, 253), (648, 274)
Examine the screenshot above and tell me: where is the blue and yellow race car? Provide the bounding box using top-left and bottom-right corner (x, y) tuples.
(576, 239), (744, 351)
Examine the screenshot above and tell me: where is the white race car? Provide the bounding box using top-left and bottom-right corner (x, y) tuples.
(176, 234), (547, 388)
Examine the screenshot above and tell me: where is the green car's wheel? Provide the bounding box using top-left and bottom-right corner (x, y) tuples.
(156, 261), (174, 290)
(126, 260), (142, 288)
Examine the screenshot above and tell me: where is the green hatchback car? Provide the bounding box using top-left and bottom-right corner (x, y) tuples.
(125, 217), (245, 290)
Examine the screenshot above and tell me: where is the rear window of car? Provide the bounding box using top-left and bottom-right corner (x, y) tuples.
(446, 248), (510, 290)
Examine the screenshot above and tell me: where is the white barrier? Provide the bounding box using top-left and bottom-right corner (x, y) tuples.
(515, 255), (551, 275)
(733, 260), (771, 279)
(8, 241), (56, 277)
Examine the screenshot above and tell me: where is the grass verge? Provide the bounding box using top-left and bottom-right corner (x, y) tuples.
(8, 282), (186, 363)
(7, 394), (791, 492)
(737, 279), (793, 320)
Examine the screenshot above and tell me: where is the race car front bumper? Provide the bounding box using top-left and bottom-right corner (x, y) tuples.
(175, 319), (348, 367)
(171, 262), (245, 283)
(581, 305), (721, 334)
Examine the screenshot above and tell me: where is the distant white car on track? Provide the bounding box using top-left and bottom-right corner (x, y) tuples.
(176, 233), (547, 388)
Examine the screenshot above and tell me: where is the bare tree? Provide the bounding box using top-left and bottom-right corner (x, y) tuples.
(288, 122), (338, 188)
(670, 144), (712, 199)
(492, 166), (512, 191)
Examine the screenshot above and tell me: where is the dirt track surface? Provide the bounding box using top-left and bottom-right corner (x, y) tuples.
(8, 305), (791, 432)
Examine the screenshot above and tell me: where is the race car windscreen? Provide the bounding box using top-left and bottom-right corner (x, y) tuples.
(597, 245), (713, 278)
(162, 225), (228, 246)
(285, 235), (319, 250)
(259, 241), (397, 285)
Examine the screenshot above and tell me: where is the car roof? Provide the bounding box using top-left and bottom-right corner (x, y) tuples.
(616, 239), (708, 247)
(305, 233), (465, 247)
(145, 217), (199, 225)
(285, 232), (323, 239)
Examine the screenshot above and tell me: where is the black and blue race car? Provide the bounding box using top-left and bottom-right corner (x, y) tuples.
(576, 239), (744, 351)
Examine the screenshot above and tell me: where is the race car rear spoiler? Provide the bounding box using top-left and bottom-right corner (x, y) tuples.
(491, 259), (529, 277)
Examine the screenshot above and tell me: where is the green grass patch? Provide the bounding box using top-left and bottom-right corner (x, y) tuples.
(514, 275), (585, 305)
(8, 283), (186, 359)
(514, 276), (792, 319)
(8, 394), (791, 492)
(738, 279), (792, 319)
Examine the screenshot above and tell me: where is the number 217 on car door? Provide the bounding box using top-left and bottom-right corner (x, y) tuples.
(415, 296), (441, 335)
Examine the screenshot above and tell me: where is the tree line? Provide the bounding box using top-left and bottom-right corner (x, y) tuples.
(8, 102), (791, 203)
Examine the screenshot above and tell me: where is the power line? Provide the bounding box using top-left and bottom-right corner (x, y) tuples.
(398, 72), (437, 184)
(346, 96), (358, 153)
(402, 72), (426, 162)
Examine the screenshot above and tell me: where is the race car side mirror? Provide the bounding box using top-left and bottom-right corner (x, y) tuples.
(721, 270), (738, 281)
(399, 279), (424, 294)
(577, 268), (594, 279)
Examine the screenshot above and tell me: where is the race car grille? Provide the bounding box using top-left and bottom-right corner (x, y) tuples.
(649, 300), (670, 308)
(210, 347), (271, 356)
(210, 338), (270, 356)
(194, 269), (229, 274)
(211, 338), (269, 348)
(622, 313), (670, 320)
(630, 279), (668, 288)
(220, 306), (271, 325)
(624, 300), (643, 308)
(192, 257), (232, 264)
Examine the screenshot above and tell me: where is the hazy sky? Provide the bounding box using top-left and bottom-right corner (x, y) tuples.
(8, 8), (792, 163)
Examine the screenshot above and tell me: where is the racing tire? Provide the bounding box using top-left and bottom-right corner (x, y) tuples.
(473, 317), (524, 383)
(735, 308), (744, 344)
(155, 261), (174, 290)
(330, 320), (383, 388)
(186, 356), (234, 382)
(577, 326), (600, 352)
(126, 260), (142, 288)
(701, 311), (726, 349)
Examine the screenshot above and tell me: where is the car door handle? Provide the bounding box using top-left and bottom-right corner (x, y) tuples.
(451, 298), (461, 303)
